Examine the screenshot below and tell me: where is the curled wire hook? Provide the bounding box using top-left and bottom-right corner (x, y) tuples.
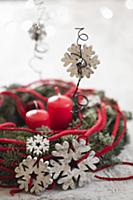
(28, 0), (48, 79)
(35, 42), (48, 56)
(72, 94), (89, 114)
(72, 28), (89, 97)
(75, 27), (89, 46)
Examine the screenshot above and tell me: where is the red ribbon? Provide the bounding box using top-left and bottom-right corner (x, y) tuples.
(0, 122), (16, 128)
(94, 162), (133, 181)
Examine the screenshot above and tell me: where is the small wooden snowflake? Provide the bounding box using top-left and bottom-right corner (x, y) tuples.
(27, 134), (50, 156)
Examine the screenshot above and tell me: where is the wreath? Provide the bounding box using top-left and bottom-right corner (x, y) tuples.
(0, 79), (132, 195)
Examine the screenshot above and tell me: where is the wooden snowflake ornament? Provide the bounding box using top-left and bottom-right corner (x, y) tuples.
(15, 156), (53, 194)
(61, 43), (100, 78)
(27, 134), (49, 156)
(50, 139), (99, 190)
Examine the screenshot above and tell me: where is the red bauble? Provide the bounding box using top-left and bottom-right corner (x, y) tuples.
(48, 95), (73, 130)
(25, 100), (45, 112)
(25, 109), (49, 129)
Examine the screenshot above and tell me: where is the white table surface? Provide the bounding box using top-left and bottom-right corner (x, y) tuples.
(0, 0), (133, 199)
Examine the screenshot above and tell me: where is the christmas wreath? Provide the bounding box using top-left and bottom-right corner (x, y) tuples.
(0, 78), (132, 195)
(0, 27), (133, 195)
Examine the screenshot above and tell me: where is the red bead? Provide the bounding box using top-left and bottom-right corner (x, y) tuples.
(48, 95), (73, 130)
(25, 109), (49, 129)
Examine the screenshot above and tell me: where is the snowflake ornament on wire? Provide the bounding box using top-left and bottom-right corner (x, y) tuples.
(61, 28), (100, 98)
(15, 156), (53, 194)
(27, 134), (49, 156)
(62, 44), (100, 78)
(50, 139), (99, 190)
(29, 22), (47, 42)
(61, 43), (100, 78)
